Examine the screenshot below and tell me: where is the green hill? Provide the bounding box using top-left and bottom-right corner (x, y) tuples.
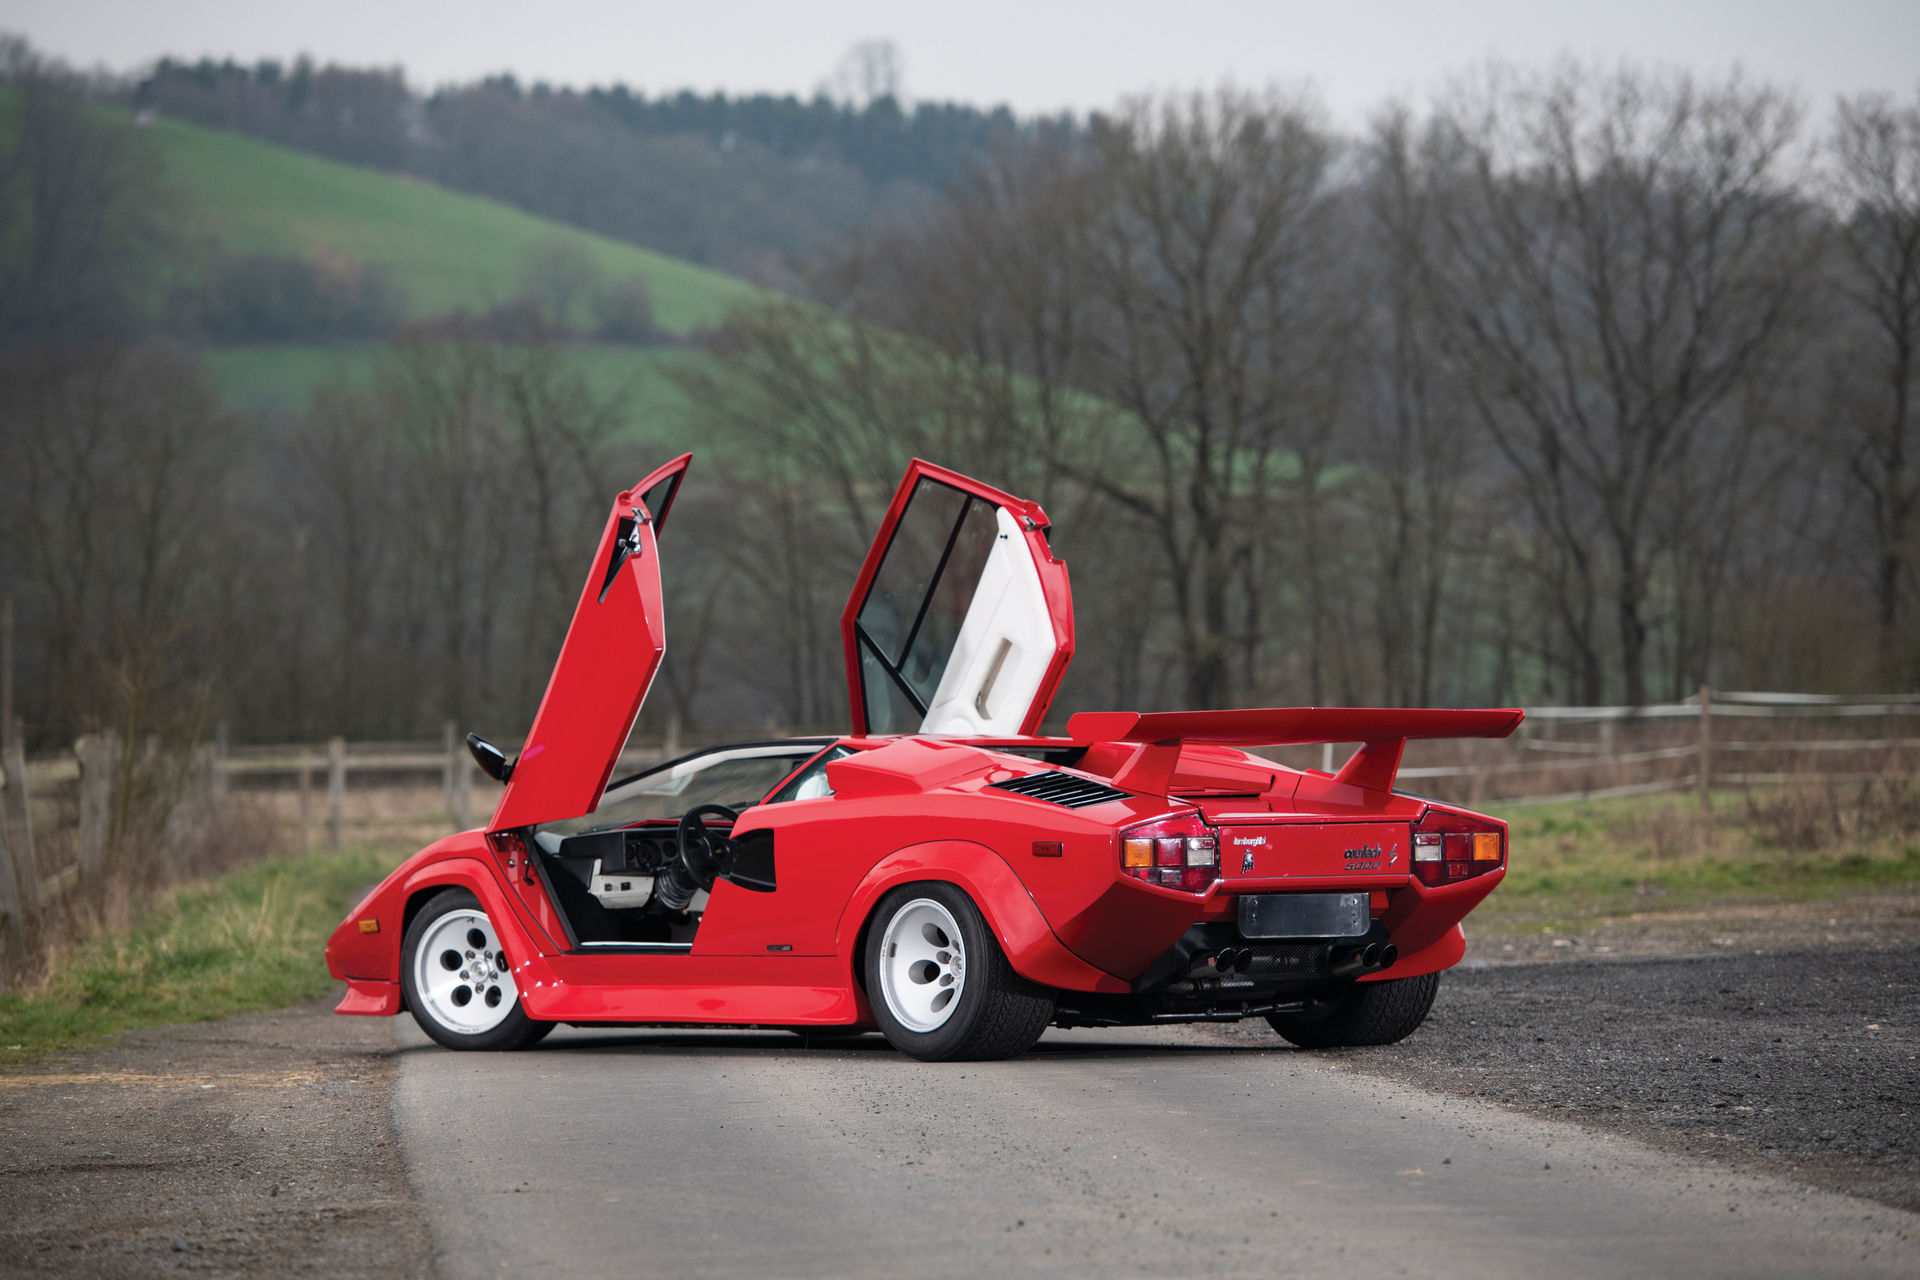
(151, 114), (762, 332)
(203, 342), (703, 451)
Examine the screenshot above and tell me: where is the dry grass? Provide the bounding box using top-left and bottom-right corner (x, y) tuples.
(0, 840), (412, 1064)
(1741, 767), (1920, 849)
(1478, 784), (1920, 936)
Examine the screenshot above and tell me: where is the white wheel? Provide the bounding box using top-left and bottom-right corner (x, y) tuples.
(876, 897), (968, 1033)
(861, 883), (1054, 1061)
(410, 906), (517, 1036)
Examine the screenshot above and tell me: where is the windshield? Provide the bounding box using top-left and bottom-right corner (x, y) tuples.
(542, 747), (820, 836)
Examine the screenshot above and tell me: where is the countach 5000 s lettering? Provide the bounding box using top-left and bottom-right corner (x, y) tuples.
(326, 456), (1522, 1061)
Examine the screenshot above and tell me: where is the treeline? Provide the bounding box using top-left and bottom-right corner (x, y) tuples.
(681, 67), (1920, 717)
(3, 55), (1917, 758)
(128, 50), (1067, 282)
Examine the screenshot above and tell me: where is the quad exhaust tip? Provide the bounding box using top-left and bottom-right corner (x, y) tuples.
(1327, 940), (1399, 979)
(1198, 941), (1396, 980)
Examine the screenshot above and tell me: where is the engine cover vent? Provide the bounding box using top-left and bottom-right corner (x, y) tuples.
(989, 770), (1131, 809)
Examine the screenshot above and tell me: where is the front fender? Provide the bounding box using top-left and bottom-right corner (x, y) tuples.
(835, 840), (1129, 996)
(326, 839), (558, 1017)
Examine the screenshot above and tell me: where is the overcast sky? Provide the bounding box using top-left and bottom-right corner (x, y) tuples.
(7, 0), (1917, 122)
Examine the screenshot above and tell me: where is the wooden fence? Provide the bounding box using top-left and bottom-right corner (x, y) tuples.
(3, 692), (1916, 986)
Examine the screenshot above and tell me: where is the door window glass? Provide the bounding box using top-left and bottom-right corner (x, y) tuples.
(854, 478), (1000, 731)
(637, 471), (684, 536)
(766, 745), (855, 803)
(542, 748), (812, 834)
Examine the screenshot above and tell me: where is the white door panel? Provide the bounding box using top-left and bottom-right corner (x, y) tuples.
(921, 507), (1054, 735)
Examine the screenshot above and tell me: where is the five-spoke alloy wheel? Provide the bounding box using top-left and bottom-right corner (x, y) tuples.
(401, 888), (553, 1051)
(863, 882), (1053, 1061)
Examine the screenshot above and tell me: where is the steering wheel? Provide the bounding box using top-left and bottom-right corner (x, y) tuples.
(657, 804), (740, 911)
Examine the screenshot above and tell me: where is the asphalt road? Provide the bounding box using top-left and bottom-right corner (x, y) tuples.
(391, 1015), (1919, 1279)
(1239, 945), (1920, 1211)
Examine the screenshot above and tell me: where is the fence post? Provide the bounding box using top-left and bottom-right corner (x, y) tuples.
(665, 711), (682, 762)
(297, 751), (313, 852)
(0, 787), (21, 990)
(1698, 684), (1712, 814)
(2, 734), (35, 911)
(443, 720), (458, 820)
(451, 740), (472, 832)
(1, 594), (13, 758)
(327, 736), (346, 850)
(211, 720), (229, 802)
(76, 732), (119, 877)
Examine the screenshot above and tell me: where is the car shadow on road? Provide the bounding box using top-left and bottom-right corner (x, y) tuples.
(396, 1025), (1287, 1060)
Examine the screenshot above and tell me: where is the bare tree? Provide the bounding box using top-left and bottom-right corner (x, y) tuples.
(1831, 90), (1920, 684)
(1420, 63), (1815, 704)
(0, 345), (238, 769)
(828, 40), (904, 108)
(517, 238), (597, 332)
(0, 41), (169, 346)
(1353, 109), (1486, 704)
(1069, 90), (1342, 708)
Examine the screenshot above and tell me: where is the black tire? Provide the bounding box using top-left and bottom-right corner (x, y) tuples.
(862, 882), (1054, 1062)
(1267, 971), (1441, 1049)
(401, 888), (554, 1051)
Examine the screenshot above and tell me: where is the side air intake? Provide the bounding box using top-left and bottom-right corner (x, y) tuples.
(989, 771), (1132, 809)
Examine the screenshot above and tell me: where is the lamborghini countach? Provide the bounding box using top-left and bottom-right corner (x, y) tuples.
(326, 456), (1521, 1060)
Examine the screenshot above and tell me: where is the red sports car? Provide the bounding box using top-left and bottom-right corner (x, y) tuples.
(326, 456), (1521, 1060)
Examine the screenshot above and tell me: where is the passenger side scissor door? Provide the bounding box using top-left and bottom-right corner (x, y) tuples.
(841, 460), (1073, 736)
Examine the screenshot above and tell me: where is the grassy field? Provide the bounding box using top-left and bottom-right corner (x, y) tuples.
(1477, 789), (1920, 934)
(149, 115), (761, 332)
(205, 341), (708, 447)
(0, 843), (411, 1066)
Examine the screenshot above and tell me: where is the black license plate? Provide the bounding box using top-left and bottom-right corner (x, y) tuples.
(1238, 892), (1369, 939)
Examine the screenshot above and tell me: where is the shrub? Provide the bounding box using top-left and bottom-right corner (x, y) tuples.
(592, 274), (655, 343)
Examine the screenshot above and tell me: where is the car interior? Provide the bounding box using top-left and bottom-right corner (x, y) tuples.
(528, 741), (845, 949)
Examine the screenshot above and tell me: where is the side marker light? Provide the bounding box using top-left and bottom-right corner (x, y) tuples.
(357, 919), (379, 934)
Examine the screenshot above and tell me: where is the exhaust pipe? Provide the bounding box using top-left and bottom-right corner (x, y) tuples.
(1328, 941), (1392, 979)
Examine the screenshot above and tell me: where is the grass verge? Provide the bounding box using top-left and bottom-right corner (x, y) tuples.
(1478, 789), (1920, 935)
(0, 843), (410, 1067)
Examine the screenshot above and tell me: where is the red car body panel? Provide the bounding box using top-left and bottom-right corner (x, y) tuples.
(488, 455), (688, 831)
(328, 454), (1523, 1033)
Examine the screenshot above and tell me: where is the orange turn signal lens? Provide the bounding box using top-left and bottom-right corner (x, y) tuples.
(357, 919), (380, 934)
(1471, 832), (1501, 862)
(1122, 837), (1155, 869)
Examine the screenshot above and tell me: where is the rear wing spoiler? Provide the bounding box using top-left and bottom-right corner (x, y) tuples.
(1066, 706), (1526, 795)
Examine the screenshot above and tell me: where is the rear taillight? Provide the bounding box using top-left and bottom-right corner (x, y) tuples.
(1119, 813), (1218, 893)
(1412, 808), (1505, 887)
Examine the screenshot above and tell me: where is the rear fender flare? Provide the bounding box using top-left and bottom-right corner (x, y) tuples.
(836, 840), (1124, 995)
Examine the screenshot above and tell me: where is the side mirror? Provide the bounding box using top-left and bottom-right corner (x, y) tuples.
(466, 733), (513, 784)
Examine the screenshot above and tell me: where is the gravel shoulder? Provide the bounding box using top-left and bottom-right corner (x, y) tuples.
(0, 997), (432, 1279)
(1211, 942), (1920, 1213)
